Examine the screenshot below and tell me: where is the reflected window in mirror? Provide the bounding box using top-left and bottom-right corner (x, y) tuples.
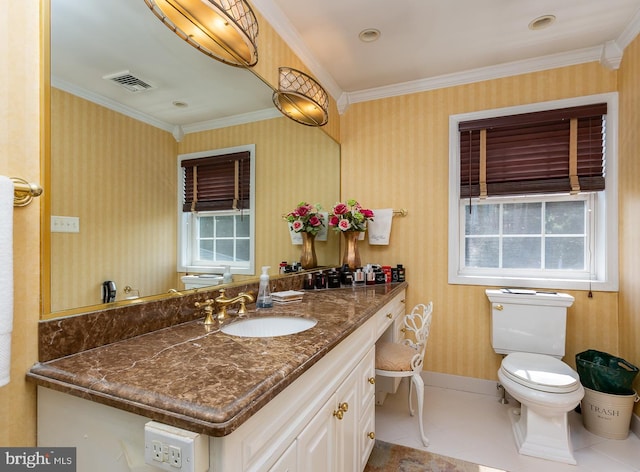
(178, 145), (256, 275)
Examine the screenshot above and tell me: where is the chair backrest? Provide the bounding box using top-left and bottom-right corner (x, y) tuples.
(402, 302), (433, 371)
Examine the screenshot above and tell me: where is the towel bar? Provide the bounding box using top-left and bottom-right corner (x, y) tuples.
(11, 177), (42, 207)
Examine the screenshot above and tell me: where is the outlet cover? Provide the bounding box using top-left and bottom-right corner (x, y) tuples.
(144, 421), (208, 472)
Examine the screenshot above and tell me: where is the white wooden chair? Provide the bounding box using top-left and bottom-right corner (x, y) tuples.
(375, 302), (433, 446)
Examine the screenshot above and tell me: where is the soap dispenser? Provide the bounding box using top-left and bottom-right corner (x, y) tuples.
(257, 266), (273, 308)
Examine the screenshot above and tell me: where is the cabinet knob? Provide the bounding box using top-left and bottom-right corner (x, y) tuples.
(368, 432), (375, 440)
(368, 377), (375, 385)
(386, 313), (393, 319)
(400, 327), (406, 333)
(494, 304), (504, 311)
(333, 402), (349, 420)
(401, 299), (405, 303)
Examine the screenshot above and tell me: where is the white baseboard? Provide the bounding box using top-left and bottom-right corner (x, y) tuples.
(422, 370), (640, 438)
(421, 371), (502, 397)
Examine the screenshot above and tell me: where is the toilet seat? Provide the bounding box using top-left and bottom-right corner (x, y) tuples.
(501, 352), (580, 393)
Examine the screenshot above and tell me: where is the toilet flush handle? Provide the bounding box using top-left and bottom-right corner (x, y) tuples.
(494, 304), (504, 311)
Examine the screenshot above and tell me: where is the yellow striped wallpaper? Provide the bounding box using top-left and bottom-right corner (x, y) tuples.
(618, 33), (640, 414)
(340, 62), (621, 381)
(50, 89), (178, 312)
(49, 89), (340, 312)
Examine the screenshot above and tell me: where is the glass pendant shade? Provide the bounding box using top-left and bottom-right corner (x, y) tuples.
(273, 67), (329, 126)
(145, 0), (258, 67)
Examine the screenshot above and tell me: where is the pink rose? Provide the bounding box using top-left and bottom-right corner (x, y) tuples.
(309, 215), (321, 227)
(338, 219), (352, 231)
(297, 205), (310, 216)
(329, 215), (339, 226)
(291, 220), (304, 232)
(333, 203), (348, 215)
(361, 209), (374, 218)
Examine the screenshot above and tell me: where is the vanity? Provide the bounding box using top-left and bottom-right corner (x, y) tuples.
(28, 282), (407, 472)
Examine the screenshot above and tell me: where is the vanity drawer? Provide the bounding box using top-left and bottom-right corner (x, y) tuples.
(375, 291), (406, 338)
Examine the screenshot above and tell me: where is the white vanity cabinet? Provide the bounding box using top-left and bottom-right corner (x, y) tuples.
(374, 293), (408, 404)
(37, 290), (406, 472)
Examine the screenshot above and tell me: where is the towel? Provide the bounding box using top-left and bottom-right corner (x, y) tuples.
(0, 176), (13, 387)
(368, 208), (394, 245)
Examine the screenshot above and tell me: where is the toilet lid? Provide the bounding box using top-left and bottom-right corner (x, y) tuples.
(501, 352), (580, 393)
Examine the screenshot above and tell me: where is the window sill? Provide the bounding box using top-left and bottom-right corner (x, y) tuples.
(448, 273), (618, 292)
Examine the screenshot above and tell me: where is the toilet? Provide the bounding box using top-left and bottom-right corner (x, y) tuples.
(486, 289), (584, 465)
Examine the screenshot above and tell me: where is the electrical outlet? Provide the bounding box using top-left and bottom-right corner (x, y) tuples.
(144, 421), (208, 472)
(151, 440), (163, 462)
(169, 445), (182, 468)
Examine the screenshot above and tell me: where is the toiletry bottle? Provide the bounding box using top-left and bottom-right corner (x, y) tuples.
(257, 266), (273, 308)
(223, 265), (232, 284)
(397, 264), (406, 282)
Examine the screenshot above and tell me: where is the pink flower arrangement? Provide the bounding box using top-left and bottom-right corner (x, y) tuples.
(286, 202), (325, 236)
(329, 199), (374, 232)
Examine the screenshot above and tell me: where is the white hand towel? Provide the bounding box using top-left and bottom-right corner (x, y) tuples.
(368, 208), (394, 245)
(0, 176), (14, 387)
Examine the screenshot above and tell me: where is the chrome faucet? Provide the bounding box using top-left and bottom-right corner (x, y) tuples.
(215, 288), (255, 320)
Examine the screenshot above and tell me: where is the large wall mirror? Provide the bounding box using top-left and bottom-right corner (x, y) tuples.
(44, 0), (340, 318)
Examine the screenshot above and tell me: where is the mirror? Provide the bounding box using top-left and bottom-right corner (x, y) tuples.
(45, 0), (341, 317)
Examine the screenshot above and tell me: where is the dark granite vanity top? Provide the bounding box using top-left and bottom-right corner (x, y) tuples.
(28, 283), (406, 437)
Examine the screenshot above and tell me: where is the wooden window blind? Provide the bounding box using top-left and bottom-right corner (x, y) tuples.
(182, 151), (250, 212)
(459, 103), (606, 198)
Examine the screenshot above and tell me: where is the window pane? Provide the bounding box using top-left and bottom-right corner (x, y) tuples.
(216, 216), (233, 237)
(236, 239), (250, 262)
(546, 201), (584, 234)
(216, 240), (234, 261)
(236, 215), (250, 237)
(465, 238), (499, 267)
(503, 203), (541, 234)
(199, 240), (214, 261)
(199, 216), (213, 238)
(503, 237), (541, 268)
(465, 204), (499, 235)
(546, 237), (584, 269)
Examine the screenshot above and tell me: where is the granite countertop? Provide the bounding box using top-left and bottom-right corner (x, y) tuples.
(28, 283), (406, 437)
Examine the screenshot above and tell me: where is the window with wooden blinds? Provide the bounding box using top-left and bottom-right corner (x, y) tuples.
(182, 151), (251, 212)
(459, 103), (606, 198)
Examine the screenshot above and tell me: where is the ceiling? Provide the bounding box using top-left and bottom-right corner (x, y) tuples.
(52, 0), (640, 131)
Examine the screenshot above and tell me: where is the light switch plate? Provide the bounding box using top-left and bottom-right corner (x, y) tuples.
(51, 215), (80, 233)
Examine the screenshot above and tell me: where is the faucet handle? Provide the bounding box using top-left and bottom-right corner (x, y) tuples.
(195, 298), (216, 325)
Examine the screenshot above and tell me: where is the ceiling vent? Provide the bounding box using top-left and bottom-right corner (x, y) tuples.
(103, 70), (155, 93)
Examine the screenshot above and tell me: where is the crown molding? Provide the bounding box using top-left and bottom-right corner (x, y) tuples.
(51, 77), (280, 139)
(617, 6), (640, 50)
(51, 77), (175, 133)
(342, 46), (603, 110)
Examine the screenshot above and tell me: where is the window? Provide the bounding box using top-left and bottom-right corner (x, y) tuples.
(178, 145), (255, 275)
(448, 94), (618, 291)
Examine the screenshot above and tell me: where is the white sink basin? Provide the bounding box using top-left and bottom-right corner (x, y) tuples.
(220, 316), (317, 338)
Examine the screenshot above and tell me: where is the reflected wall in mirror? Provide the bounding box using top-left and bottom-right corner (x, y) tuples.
(47, 0), (340, 316)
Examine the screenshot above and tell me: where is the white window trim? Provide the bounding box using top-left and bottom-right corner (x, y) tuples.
(447, 93), (619, 292)
(177, 144), (256, 275)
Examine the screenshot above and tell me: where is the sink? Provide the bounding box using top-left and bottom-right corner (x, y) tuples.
(220, 316), (317, 338)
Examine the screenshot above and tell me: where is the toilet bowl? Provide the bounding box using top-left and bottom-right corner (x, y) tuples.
(498, 352), (584, 465)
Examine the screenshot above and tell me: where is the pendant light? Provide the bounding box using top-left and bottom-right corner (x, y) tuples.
(272, 67), (329, 126)
(144, 0), (258, 67)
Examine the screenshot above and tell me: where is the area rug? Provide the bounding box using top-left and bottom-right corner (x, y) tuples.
(364, 440), (508, 472)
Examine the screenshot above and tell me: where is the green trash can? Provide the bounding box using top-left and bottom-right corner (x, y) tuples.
(576, 350), (639, 395)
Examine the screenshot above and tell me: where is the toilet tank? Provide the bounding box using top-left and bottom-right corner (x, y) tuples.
(486, 289), (575, 358)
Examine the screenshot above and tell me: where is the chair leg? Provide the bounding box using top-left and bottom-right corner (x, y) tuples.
(410, 373), (429, 447)
(408, 377), (415, 416)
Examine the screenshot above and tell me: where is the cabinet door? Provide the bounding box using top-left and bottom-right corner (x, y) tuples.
(296, 398), (336, 472)
(268, 441), (297, 472)
(334, 370), (360, 472)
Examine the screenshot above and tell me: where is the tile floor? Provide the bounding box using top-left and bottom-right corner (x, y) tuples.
(375, 380), (640, 472)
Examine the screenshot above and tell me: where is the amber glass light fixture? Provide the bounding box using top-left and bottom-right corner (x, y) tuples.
(144, 0), (258, 67)
(272, 67), (329, 126)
